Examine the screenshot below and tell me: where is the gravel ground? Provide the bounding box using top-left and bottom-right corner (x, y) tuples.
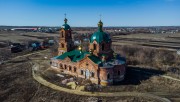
(0, 50), (164, 102)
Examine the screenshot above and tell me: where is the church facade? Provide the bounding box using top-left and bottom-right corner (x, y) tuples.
(51, 17), (126, 86)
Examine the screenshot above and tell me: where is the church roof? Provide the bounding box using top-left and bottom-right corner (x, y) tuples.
(61, 24), (71, 30)
(53, 50), (126, 67)
(53, 50), (102, 64)
(88, 55), (102, 64)
(90, 31), (111, 44)
(90, 20), (111, 44)
(61, 17), (71, 30)
(54, 50), (87, 62)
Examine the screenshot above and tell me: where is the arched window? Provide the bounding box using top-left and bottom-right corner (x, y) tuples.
(64, 65), (67, 70)
(93, 44), (96, 50)
(60, 64), (63, 69)
(91, 72), (95, 77)
(81, 70), (84, 75)
(118, 71), (120, 76)
(102, 43), (105, 51)
(74, 67), (77, 72)
(61, 32), (64, 38)
(61, 43), (64, 48)
(107, 73), (110, 79)
(69, 66), (72, 71)
(68, 33), (71, 37)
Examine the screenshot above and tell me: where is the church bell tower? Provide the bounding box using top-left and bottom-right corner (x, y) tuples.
(58, 15), (74, 55)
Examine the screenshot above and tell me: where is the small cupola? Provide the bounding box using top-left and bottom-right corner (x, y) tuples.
(64, 18), (68, 24)
(98, 20), (103, 32)
(61, 14), (71, 30)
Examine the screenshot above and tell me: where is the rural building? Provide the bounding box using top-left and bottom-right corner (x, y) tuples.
(51, 17), (126, 86)
(11, 28), (37, 31)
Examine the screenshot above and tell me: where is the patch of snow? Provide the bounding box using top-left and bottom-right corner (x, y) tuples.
(62, 79), (68, 84)
(56, 74), (64, 77)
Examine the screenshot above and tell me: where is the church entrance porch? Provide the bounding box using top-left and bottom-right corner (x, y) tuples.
(85, 69), (90, 79)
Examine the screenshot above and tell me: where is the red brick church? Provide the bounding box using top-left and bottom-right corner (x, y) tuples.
(51, 17), (126, 86)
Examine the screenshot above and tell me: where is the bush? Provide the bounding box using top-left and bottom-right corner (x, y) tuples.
(112, 45), (178, 70)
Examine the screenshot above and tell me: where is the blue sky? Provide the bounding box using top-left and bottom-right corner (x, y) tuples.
(0, 0), (179, 26)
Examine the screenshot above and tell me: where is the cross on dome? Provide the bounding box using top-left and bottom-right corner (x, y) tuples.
(64, 13), (68, 24)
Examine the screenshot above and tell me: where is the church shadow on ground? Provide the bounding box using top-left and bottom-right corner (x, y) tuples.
(113, 66), (166, 85)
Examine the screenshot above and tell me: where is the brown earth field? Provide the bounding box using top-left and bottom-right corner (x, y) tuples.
(0, 31), (180, 46)
(1, 31), (180, 51)
(0, 31), (59, 44)
(0, 31), (180, 102)
(0, 49), (179, 102)
(112, 33), (180, 51)
(0, 50), (165, 102)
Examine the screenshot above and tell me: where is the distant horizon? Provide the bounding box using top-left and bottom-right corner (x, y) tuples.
(0, 25), (180, 28)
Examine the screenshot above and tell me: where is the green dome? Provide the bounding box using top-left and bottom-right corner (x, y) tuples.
(90, 31), (111, 44)
(90, 20), (111, 44)
(61, 17), (71, 30)
(61, 24), (71, 30)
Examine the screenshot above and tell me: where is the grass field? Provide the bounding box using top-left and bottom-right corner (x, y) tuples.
(1, 50), (168, 102)
(0, 31), (59, 43)
(0, 31), (180, 101)
(112, 33), (180, 51)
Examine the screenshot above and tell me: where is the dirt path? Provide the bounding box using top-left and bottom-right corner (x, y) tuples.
(3, 50), (178, 102)
(3, 50), (48, 64)
(161, 75), (180, 82)
(32, 63), (171, 102)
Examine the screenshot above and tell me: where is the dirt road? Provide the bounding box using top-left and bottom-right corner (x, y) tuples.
(32, 62), (171, 102)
